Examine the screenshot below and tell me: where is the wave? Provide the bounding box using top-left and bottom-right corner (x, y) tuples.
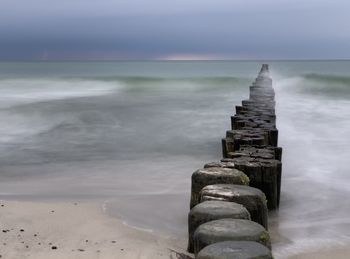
(0, 75), (248, 150)
(277, 73), (350, 98)
(0, 76), (250, 105)
(0, 76), (251, 113)
(74, 75), (251, 93)
(303, 73), (350, 85)
(85, 75), (247, 82)
(0, 78), (125, 108)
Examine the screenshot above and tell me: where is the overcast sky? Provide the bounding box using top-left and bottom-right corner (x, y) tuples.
(0, 0), (349, 60)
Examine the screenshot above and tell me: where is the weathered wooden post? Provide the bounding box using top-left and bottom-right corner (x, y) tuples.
(190, 167), (249, 209)
(187, 64), (282, 257)
(193, 219), (271, 255)
(200, 184), (268, 229)
(196, 241), (273, 259)
(187, 201), (250, 253)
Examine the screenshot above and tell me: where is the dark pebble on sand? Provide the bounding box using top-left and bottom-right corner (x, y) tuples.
(20, 229), (24, 232)
(78, 249), (85, 252)
(111, 240), (116, 243)
(51, 246), (57, 250)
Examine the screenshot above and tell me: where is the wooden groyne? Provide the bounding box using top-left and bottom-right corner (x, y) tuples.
(188, 64), (281, 258)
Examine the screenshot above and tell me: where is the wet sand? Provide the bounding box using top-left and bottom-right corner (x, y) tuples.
(0, 200), (190, 259)
(3, 200), (349, 259)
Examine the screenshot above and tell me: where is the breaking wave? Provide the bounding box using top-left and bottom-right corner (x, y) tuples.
(278, 73), (350, 98)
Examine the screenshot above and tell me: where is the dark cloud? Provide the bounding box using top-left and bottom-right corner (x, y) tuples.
(0, 0), (349, 60)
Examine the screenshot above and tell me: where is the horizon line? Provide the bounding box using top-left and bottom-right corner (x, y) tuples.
(1, 58), (350, 62)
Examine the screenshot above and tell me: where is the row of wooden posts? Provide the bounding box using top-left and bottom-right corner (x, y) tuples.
(187, 64), (282, 258)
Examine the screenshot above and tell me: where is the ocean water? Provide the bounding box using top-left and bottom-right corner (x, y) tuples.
(0, 61), (349, 257)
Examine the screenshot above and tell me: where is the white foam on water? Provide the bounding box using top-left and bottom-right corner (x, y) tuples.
(0, 78), (125, 143)
(271, 74), (350, 256)
(273, 235), (350, 259)
(0, 78), (125, 108)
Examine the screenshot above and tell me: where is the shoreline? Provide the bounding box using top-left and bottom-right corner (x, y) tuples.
(0, 199), (190, 259)
(2, 199), (350, 259)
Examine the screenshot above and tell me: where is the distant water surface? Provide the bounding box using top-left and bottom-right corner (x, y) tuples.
(0, 61), (349, 257)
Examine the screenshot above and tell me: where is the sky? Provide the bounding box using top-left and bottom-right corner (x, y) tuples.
(0, 0), (349, 60)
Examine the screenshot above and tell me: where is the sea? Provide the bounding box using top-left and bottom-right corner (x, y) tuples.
(0, 61), (349, 258)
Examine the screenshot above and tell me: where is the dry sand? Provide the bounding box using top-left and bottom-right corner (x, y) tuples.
(2, 200), (349, 259)
(0, 200), (191, 259)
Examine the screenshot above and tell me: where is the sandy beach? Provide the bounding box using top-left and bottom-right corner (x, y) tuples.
(0, 200), (190, 259)
(2, 200), (350, 259)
